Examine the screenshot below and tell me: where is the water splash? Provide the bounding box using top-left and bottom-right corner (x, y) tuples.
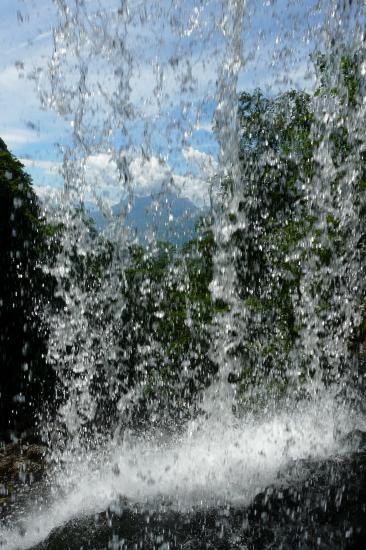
(1, 0), (366, 547)
(208, 0), (366, 414)
(35, 0), (366, 494)
(0, 393), (360, 550)
(41, 0), (228, 445)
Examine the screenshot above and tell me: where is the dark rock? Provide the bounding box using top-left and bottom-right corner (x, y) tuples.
(0, 442), (46, 480)
(0, 442), (46, 516)
(30, 441), (366, 550)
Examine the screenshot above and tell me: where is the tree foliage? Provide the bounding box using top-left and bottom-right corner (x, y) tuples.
(0, 138), (56, 438)
(2, 48), (365, 438)
(214, 49), (366, 405)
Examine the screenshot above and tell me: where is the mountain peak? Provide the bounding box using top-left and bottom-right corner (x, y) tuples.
(89, 192), (201, 245)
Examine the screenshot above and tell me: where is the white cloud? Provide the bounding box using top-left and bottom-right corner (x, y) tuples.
(33, 184), (63, 204)
(1, 129), (41, 146)
(174, 174), (211, 207)
(0, 63), (46, 147)
(30, 148), (213, 208)
(0, 63), (65, 152)
(130, 156), (172, 193)
(83, 153), (173, 206)
(83, 154), (124, 206)
(0, 15), (66, 153)
(195, 121), (213, 133)
(0, 65), (20, 90)
(85, 153), (172, 193)
(20, 30), (52, 48)
(183, 147), (217, 176)
(20, 158), (61, 172)
(80, 149), (213, 207)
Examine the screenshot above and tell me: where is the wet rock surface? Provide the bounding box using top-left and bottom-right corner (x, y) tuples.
(29, 433), (366, 550)
(0, 442), (46, 520)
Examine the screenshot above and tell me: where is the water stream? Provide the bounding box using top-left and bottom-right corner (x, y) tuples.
(1, 0), (366, 548)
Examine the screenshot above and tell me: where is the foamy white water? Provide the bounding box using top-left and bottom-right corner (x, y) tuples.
(0, 395), (361, 550)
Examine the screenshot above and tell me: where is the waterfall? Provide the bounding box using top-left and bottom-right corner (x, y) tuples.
(1, 1), (365, 548)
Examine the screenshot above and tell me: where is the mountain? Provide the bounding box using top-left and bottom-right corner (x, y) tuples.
(87, 192), (201, 245)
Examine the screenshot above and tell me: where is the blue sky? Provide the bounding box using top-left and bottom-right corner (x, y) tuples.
(0, 0), (321, 207)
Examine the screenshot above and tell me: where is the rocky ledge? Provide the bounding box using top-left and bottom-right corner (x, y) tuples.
(29, 430), (366, 550)
(0, 442), (46, 519)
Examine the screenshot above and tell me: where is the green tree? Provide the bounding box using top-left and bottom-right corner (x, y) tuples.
(214, 48), (366, 406)
(213, 89), (314, 401)
(109, 222), (216, 433)
(0, 138), (55, 438)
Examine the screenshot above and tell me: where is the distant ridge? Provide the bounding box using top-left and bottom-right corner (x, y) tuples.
(87, 192), (202, 245)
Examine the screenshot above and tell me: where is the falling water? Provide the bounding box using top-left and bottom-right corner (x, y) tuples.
(1, 0), (365, 548)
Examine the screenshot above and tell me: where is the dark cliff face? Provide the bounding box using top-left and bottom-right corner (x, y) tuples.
(0, 137), (8, 152)
(0, 138), (53, 440)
